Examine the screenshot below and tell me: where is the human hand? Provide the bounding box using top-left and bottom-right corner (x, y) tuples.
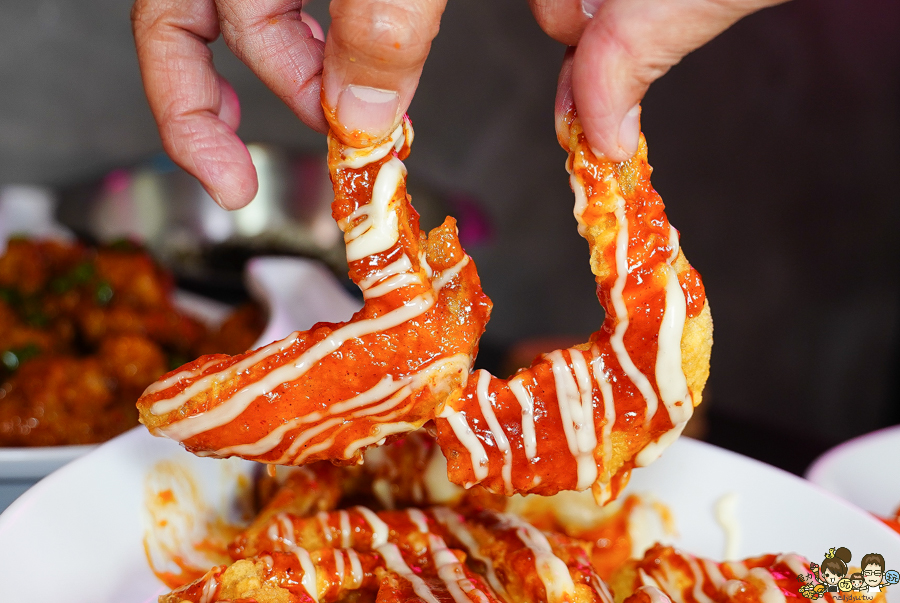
(132, 0), (447, 209)
(532, 0), (789, 161)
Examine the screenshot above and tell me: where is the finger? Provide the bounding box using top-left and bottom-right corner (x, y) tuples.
(217, 73), (241, 131)
(302, 10), (325, 41)
(322, 0), (449, 145)
(571, 0), (787, 161)
(555, 47), (576, 144)
(215, 0), (328, 135)
(529, 0), (591, 46)
(132, 0), (258, 209)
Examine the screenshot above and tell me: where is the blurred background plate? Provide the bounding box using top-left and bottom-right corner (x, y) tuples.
(806, 425), (900, 519)
(0, 248), (362, 511)
(0, 289), (229, 510)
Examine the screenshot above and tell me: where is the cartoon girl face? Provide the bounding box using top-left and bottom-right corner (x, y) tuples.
(822, 568), (840, 585)
(851, 577), (863, 590)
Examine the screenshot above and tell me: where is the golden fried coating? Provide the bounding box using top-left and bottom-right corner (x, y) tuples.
(136, 118), (492, 467)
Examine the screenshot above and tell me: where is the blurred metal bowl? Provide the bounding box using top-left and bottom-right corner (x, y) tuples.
(56, 145), (487, 300)
(57, 145), (345, 298)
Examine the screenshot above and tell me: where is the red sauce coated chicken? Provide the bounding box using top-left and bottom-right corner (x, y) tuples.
(154, 432), (825, 603)
(137, 109), (711, 503)
(137, 119), (492, 466)
(435, 112), (712, 501)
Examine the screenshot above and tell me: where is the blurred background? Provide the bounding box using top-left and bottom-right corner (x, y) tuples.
(0, 0), (898, 473)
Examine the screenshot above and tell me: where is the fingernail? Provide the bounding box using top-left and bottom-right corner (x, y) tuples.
(617, 104), (641, 158)
(582, 0), (605, 18)
(336, 85), (400, 139)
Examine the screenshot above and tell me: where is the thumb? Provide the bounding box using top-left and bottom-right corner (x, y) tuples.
(322, 0), (448, 145)
(571, 0), (787, 161)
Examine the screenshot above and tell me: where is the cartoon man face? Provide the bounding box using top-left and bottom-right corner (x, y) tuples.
(860, 553), (886, 589)
(863, 565), (883, 587)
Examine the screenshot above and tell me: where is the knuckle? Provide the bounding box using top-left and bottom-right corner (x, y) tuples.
(131, 0), (159, 36)
(530, 0), (583, 46)
(595, 18), (674, 87)
(215, 3), (244, 44)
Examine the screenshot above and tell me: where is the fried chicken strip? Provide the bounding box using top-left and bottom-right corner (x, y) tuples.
(137, 119), (491, 466)
(435, 112), (713, 502)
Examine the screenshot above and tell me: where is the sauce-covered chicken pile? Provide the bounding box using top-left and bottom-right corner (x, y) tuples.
(154, 432), (827, 603)
(0, 240), (263, 446)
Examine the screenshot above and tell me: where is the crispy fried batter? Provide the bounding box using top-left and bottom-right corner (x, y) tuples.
(136, 119), (492, 467)
(436, 114), (712, 501)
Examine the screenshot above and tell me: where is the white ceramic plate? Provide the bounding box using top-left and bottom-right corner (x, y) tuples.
(0, 256), (362, 509)
(806, 425), (900, 518)
(1, 431), (898, 602)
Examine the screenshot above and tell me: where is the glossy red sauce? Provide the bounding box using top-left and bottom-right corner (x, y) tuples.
(436, 118), (707, 498)
(136, 125), (491, 468)
(633, 545), (820, 603)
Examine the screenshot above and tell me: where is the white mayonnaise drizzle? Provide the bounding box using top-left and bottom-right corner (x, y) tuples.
(776, 554), (809, 581)
(685, 555), (717, 603)
(431, 256), (470, 291)
(339, 510), (352, 548)
(546, 349), (598, 490)
(343, 421), (417, 458)
(317, 511), (333, 545)
(378, 543), (440, 603)
(508, 376), (537, 461)
(748, 567), (787, 603)
(431, 506), (507, 598)
(635, 262), (693, 466)
(290, 546), (319, 602)
(607, 190), (660, 425)
(278, 513), (297, 545)
(333, 549), (346, 585)
(355, 506), (389, 547)
(334, 122), (406, 170)
(438, 405), (489, 486)
(429, 533), (491, 603)
(213, 352), (467, 461)
(588, 346), (616, 474)
(714, 492), (740, 561)
(407, 508), (430, 533)
(473, 369), (513, 494)
(278, 417), (344, 465)
(502, 512), (576, 601)
(570, 351), (599, 486)
(635, 586), (673, 603)
(142, 358), (223, 397)
(654, 264), (690, 422)
(362, 272), (422, 300)
(358, 254), (412, 290)
(159, 293), (434, 441)
(702, 558), (728, 588)
(570, 173), (590, 237)
(634, 421), (687, 467)
(594, 575), (618, 603)
(343, 157), (405, 263)
(199, 572), (218, 603)
(347, 549), (364, 588)
(645, 552), (788, 603)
